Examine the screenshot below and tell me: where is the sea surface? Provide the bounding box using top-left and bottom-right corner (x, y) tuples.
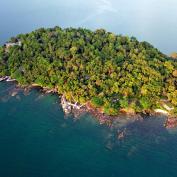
(1, 0), (177, 54)
(0, 82), (177, 177)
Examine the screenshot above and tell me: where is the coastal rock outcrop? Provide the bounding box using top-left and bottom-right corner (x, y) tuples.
(165, 117), (177, 128)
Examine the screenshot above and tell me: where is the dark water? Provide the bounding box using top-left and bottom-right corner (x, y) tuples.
(0, 82), (177, 177)
(1, 0), (177, 54)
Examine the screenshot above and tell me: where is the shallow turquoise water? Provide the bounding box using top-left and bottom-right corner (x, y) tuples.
(0, 82), (177, 177)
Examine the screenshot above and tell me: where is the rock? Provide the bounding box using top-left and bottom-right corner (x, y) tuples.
(23, 88), (30, 96)
(105, 141), (113, 150)
(117, 129), (126, 140)
(165, 117), (177, 128)
(11, 91), (18, 97)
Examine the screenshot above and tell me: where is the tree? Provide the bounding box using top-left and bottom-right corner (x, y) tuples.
(91, 97), (104, 107)
(139, 97), (151, 109)
(119, 97), (129, 108)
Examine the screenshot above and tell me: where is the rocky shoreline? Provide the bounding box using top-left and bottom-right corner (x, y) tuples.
(60, 98), (177, 129)
(0, 76), (16, 82)
(0, 77), (176, 129)
(61, 96), (177, 129)
(164, 117), (177, 128)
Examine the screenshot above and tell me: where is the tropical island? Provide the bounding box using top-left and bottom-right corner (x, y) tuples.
(0, 26), (177, 127)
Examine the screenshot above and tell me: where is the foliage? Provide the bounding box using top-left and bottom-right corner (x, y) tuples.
(0, 26), (177, 115)
(91, 97), (104, 107)
(139, 97), (152, 109)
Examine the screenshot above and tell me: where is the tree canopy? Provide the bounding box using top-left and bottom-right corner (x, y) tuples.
(0, 26), (177, 115)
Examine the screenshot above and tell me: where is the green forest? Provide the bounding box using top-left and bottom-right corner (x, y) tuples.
(0, 26), (177, 116)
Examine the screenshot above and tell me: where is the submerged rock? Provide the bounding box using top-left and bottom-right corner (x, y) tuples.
(105, 141), (114, 150)
(16, 95), (21, 100)
(11, 91), (18, 97)
(117, 131), (125, 140)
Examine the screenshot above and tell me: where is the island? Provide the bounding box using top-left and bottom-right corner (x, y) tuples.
(0, 26), (177, 128)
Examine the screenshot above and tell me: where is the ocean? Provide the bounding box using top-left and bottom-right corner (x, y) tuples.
(0, 82), (177, 177)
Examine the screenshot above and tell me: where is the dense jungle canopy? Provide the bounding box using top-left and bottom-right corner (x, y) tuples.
(0, 26), (177, 115)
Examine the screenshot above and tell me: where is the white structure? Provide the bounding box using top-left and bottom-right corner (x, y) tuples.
(154, 109), (169, 115)
(61, 96), (84, 114)
(5, 41), (21, 48)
